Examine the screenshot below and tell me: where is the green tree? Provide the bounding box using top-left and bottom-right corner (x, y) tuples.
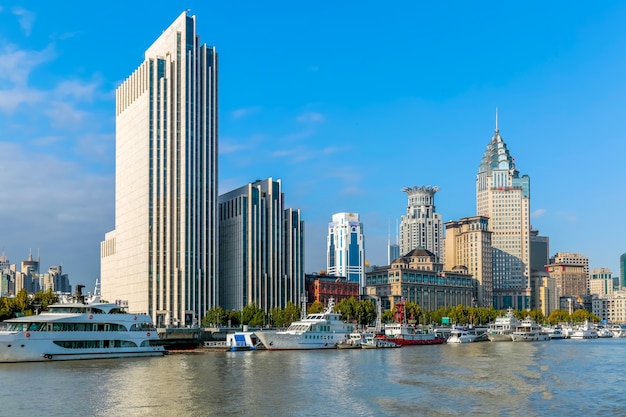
(547, 309), (570, 325)
(282, 301), (300, 325)
(404, 301), (421, 324)
(528, 309), (545, 324)
(381, 309), (394, 323)
(336, 297), (358, 322)
(308, 301), (324, 314)
(571, 309), (599, 323)
(242, 303), (264, 325)
(202, 306), (226, 327)
(14, 289), (30, 315)
(355, 300), (377, 326)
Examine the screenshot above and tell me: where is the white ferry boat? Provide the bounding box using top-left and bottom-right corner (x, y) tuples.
(510, 317), (550, 342)
(255, 299), (354, 350)
(487, 308), (521, 342)
(0, 287), (164, 362)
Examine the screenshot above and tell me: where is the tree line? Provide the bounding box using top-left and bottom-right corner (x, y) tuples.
(0, 289), (58, 321)
(200, 297), (602, 328)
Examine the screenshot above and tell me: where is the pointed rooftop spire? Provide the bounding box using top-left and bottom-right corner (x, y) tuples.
(495, 108), (499, 134)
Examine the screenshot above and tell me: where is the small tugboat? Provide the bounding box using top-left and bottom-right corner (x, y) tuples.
(336, 332), (365, 349)
(361, 334), (401, 349)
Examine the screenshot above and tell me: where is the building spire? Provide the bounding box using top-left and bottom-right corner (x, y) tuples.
(495, 108), (499, 134)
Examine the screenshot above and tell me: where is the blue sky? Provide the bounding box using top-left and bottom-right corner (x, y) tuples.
(1, 1), (626, 290)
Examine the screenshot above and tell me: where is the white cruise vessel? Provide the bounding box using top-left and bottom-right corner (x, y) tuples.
(255, 299), (354, 350)
(0, 287), (164, 362)
(487, 308), (521, 342)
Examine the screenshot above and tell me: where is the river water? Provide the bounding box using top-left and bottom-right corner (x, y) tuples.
(1, 338), (624, 417)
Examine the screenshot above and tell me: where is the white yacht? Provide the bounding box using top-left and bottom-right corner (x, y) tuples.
(0, 287), (164, 362)
(609, 324), (626, 338)
(510, 317), (550, 342)
(255, 299), (355, 350)
(571, 321), (598, 340)
(447, 326), (489, 344)
(487, 308), (521, 342)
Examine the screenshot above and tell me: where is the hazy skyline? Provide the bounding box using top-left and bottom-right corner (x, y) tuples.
(1, 2), (625, 289)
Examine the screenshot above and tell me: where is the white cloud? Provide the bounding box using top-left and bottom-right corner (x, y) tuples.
(0, 43), (54, 85)
(531, 208), (546, 218)
(231, 106), (260, 120)
(12, 8), (35, 36)
(296, 111), (324, 124)
(44, 101), (89, 128)
(0, 87), (43, 112)
(55, 79), (100, 102)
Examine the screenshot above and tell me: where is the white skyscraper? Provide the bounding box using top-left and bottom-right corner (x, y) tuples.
(327, 213), (365, 287)
(399, 186), (443, 261)
(101, 12), (218, 326)
(476, 110), (531, 309)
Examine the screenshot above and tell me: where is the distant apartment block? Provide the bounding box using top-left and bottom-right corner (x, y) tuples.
(444, 216), (493, 307)
(589, 267), (613, 297)
(101, 12), (218, 327)
(218, 178), (304, 312)
(592, 291), (626, 324)
(399, 186), (443, 261)
(327, 212), (366, 287)
(476, 111), (531, 310)
(546, 261), (588, 299)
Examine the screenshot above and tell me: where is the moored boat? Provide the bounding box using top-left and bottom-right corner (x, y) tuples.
(336, 332), (365, 349)
(254, 298), (354, 350)
(379, 300), (446, 346)
(571, 321), (598, 340)
(226, 332), (258, 351)
(361, 335), (401, 349)
(487, 307), (521, 342)
(510, 317), (550, 342)
(447, 326), (489, 343)
(0, 286), (165, 362)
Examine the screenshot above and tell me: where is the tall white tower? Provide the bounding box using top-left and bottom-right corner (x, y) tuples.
(327, 213), (366, 288)
(399, 186), (443, 261)
(476, 110), (531, 309)
(101, 12), (218, 326)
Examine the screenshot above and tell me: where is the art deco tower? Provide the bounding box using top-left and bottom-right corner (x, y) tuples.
(399, 186), (443, 261)
(476, 111), (531, 309)
(101, 12), (218, 326)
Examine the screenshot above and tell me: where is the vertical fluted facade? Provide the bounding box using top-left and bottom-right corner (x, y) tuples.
(101, 12), (218, 326)
(218, 179), (304, 311)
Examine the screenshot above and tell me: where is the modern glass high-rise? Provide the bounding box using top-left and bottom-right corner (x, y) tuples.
(476, 111), (531, 309)
(327, 213), (365, 287)
(399, 186), (443, 261)
(100, 12), (218, 326)
(620, 253), (626, 289)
